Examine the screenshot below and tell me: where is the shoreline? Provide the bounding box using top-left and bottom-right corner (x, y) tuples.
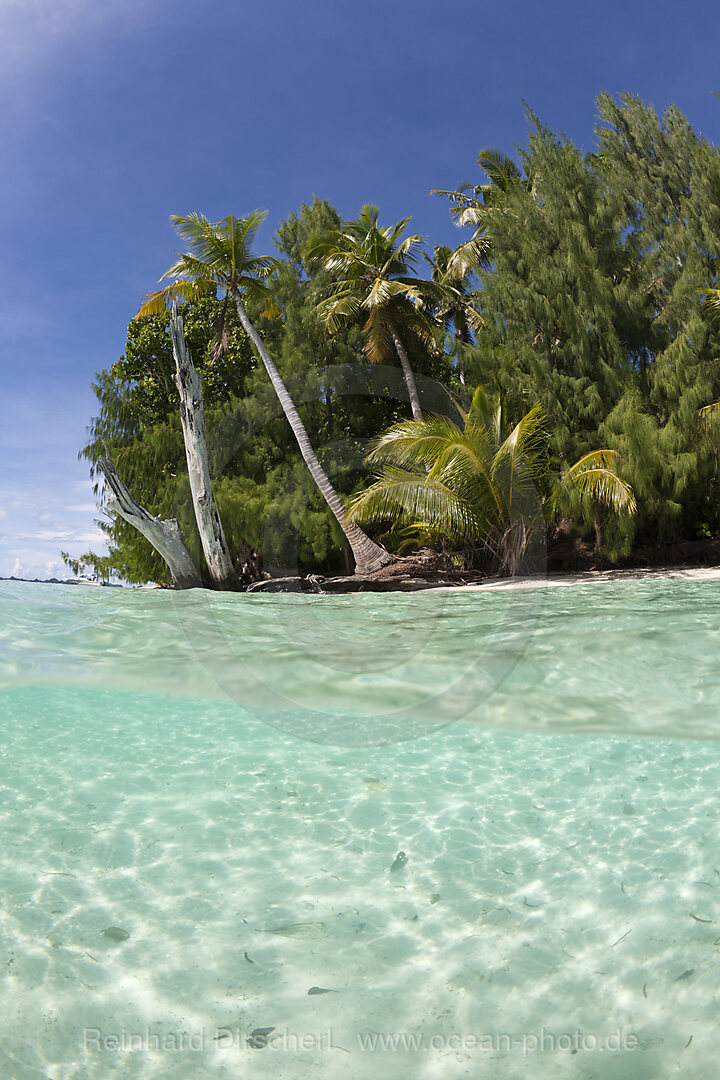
(431, 564), (720, 593)
(4, 564), (720, 594)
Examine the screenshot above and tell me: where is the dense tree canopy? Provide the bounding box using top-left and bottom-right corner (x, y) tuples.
(453, 96), (720, 555)
(82, 94), (720, 584)
(83, 200), (431, 584)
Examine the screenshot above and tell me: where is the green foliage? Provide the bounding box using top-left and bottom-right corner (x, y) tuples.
(109, 296), (255, 426)
(60, 550), (117, 582)
(474, 112), (634, 461)
(136, 211), (278, 318)
(82, 201), (415, 584)
(308, 204), (454, 391)
(454, 95), (720, 551)
(348, 388), (635, 574)
(80, 95), (720, 583)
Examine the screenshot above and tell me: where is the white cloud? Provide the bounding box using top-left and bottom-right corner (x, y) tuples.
(1, 532), (109, 579)
(0, 453), (107, 578)
(15, 529), (105, 544)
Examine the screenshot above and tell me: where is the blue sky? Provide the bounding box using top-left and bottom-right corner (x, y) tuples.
(0, 0), (717, 578)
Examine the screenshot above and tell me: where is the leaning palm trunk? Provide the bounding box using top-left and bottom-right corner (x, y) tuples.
(169, 305), (239, 590)
(231, 290), (394, 573)
(390, 327), (423, 421)
(99, 453), (202, 589)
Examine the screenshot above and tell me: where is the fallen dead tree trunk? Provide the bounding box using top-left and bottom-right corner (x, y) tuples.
(99, 454), (203, 590)
(247, 574), (472, 593)
(246, 552), (484, 593)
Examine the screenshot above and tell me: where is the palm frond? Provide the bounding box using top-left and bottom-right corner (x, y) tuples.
(468, 385), (490, 424)
(476, 147), (522, 189)
(429, 436), (506, 525)
(700, 288), (720, 322)
(367, 416), (468, 469)
(308, 206), (439, 379)
(135, 279), (206, 318)
(261, 294), (283, 320)
(402, 309), (440, 354)
(455, 205), (486, 228)
(347, 467), (482, 541)
(493, 404), (547, 481)
(164, 211), (274, 287)
(699, 400), (720, 430)
(364, 277), (422, 310)
(318, 290), (363, 333)
(362, 306), (394, 363)
(160, 253), (221, 285)
(557, 450), (637, 514)
(446, 237), (492, 276)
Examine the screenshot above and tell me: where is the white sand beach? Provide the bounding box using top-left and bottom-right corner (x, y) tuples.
(437, 565), (720, 593)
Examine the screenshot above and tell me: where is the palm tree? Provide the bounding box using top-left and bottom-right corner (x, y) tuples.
(424, 244), (483, 385)
(701, 288), (720, 322)
(308, 205), (444, 422)
(347, 388), (636, 575)
(136, 211), (394, 575)
(431, 148), (526, 277)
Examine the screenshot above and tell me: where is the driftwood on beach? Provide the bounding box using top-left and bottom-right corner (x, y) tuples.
(247, 573), (475, 594)
(247, 549), (483, 593)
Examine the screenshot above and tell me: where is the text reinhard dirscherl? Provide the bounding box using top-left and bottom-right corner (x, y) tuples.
(83, 1026), (640, 1055)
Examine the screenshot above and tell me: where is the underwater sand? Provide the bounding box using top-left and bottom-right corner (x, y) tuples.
(1, 577), (720, 1078)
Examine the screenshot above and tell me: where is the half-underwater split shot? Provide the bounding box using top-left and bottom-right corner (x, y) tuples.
(3, 2), (720, 1078)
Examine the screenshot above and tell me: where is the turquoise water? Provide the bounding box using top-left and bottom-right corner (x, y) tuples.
(2, 578), (720, 1078)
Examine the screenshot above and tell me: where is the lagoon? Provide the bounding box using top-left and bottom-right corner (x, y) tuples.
(1, 577), (720, 1078)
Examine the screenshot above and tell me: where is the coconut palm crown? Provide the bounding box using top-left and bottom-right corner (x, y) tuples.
(424, 243), (484, 384)
(431, 148), (527, 278)
(136, 211), (278, 318)
(348, 387), (636, 575)
(308, 205), (450, 421)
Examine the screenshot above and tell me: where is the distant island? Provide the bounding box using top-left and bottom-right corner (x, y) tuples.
(0, 575), (123, 587)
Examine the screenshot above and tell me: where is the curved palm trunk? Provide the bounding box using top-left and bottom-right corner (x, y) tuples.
(99, 454), (202, 589)
(231, 290), (394, 574)
(390, 327), (423, 421)
(170, 306), (239, 590)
